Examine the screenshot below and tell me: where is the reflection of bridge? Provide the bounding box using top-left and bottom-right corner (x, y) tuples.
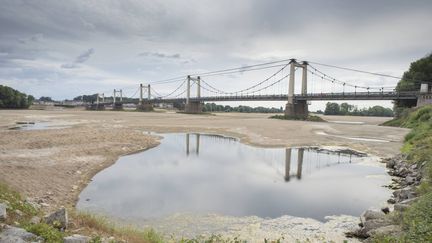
(184, 133), (356, 182)
(90, 59), (432, 117)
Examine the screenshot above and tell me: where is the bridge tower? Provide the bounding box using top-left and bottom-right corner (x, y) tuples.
(113, 89), (123, 110)
(184, 75), (203, 113)
(86, 93), (106, 110)
(137, 83), (154, 111)
(285, 59), (309, 118)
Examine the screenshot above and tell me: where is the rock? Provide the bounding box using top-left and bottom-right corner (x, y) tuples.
(44, 207), (68, 230)
(381, 207), (390, 214)
(387, 198), (396, 204)
(400, 197), (419, 205)
(15, 209), (23, 217)
(63, 234), (91, 243)
(405, 176), (416, 185)
(368, 225), (402, 237)
(393, 187), (417, 202)
(360, 210), (385, 225)
(0, 203), (6, 221)
(358, 218), (394, 237)
(30, 216), (41, 224)
(386, 159), (396, 169)
(0, 225), (43, 242)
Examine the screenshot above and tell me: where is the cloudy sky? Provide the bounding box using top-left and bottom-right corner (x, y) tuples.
(1, 0), (431, 110)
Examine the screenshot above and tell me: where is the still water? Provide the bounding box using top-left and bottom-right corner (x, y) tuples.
(77, 133), (390, 222)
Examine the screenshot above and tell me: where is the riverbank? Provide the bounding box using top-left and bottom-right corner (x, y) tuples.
(0, 109), (409, 241)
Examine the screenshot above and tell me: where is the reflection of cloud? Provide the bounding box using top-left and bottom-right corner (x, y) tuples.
(61, 48), (94, 69)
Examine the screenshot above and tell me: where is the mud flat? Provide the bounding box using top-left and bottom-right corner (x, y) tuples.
(0, 109), (409, 241)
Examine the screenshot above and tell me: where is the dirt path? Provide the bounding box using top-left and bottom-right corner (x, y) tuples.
(0, 109), (408, 235)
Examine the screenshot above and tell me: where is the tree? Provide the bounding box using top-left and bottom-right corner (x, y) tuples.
(39, 96), (53, 102)
(324, 102), (340, 115)
(0, 85), (33, 109)
(340, 102), (354, 115)
(396, 53), (432, 108)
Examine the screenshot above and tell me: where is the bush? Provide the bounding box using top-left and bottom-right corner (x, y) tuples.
(25, 223), (64, 243)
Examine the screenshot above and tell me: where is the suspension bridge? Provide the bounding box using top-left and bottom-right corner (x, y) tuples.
(89, 58), (431, 117)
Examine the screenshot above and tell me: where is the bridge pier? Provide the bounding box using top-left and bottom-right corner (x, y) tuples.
(284, 60), (309, 118)
(184, 76), (204, 114)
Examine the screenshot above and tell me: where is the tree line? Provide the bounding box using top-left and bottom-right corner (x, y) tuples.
(323, 102), (394, 117)
(202, 103), (283, 113)
(0, 85), (34, 109)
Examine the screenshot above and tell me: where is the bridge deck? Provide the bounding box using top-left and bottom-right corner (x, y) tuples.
(95, 91), (420, 105)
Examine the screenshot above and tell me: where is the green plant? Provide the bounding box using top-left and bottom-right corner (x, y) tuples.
(25, 223), (64, 243)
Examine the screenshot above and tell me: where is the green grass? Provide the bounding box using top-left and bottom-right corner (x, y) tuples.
(269, 114), (326, 122)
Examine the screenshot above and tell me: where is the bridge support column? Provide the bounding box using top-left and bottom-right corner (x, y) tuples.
(137, 83), (154, 111)
(112, 89), (123, 110)
(284, 60), (309, 119)
(184, 76), (203, 114)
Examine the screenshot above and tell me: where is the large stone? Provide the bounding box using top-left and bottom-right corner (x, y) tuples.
(0, 203), (6, 221)
(358, 218), (394, 237)
(393, 187), (417, 201)
(0, 225), (42, 242)
(63, 234), (91, 243)
(44, 207), (68, 230)
(360, 210), (385, 225)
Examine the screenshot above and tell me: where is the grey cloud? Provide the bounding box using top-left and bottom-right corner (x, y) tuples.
(61, 48), (94, 69)
(75, 48), (94, 63)
(138, 52), (181, 59)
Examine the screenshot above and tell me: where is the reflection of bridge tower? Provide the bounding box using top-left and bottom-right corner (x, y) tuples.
(284, 148), (304, 182)
(185, 133), (200, 156)
(285, 59), (309, 118)
(137, 83), (154, 111)
(185, 76), (204, 113)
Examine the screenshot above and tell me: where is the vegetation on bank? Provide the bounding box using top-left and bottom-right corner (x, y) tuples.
(203, 103), (283, 113)
(322, 102), (394, 117)
(395, 53), (432, 109)
(0, 85), (34, 109)
(378, 105), (432, 242)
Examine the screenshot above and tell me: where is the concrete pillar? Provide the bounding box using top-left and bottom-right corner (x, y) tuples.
(297, 148), (304, 179)
(120, 89), (123, 102)
(285, 148), (291, 182)
(139, 84), (143, 104)
(148, 84), (151, 100)
(197, 76), (201, 98)
(301, 61), (308, 95)
(288, 59), (296, 104)
(186, 75), (191, 105)
(96, 93), (100, 105)
(186, 133), (190, 156)
(102, 93), (104, 102)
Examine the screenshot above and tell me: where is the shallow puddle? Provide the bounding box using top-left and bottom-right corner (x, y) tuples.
(78, 133), (390, 225)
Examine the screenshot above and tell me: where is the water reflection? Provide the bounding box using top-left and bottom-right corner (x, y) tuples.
(78, 133), (390, 221)
(185, 134), (354, 183)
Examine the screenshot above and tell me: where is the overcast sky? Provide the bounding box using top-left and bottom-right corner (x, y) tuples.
(1, 0), (431, 110)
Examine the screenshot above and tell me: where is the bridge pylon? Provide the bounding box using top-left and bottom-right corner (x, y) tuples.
(285, 59), (309, 118)
(113, 89), (123, 110)
(137, 83), (154, 111)
(184, 75), (204, 113)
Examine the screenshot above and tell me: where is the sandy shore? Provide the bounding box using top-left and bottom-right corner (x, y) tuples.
(0, 108), (409, 241)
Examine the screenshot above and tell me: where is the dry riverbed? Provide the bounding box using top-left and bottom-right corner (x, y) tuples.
(0, 109), (410, 242)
